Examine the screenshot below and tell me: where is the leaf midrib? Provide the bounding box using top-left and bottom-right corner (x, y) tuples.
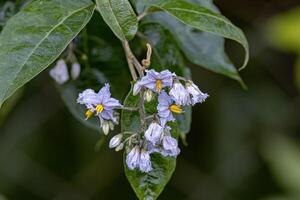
(167, 7), (232, 28)
(2, 3), (94, 101)
(99, 0), (125, 40)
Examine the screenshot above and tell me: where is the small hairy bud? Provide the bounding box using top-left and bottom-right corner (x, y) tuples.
(102, 121), (110, 135)
(109, 134), (123, 148)
(115, 143), (124, 152)
(71, 62), (81, 80)
(109, 121), (115, 130)
(144, 89), (153, 102)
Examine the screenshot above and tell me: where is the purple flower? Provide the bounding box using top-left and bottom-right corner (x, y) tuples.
(157, 91), (183, 126)
(161, 135), (180, 157)
(186, 81), (209, 105)
(126, 146), (140, 170)
(169, 82), (190, 106)
(77, 83), (122, 125)
(144, 122), (164, 145)
(49, 59), (69, 84)
(139, 150), (152, 172)
(126, 146), (152, 172)
(109, 134), (123, 149)
(133, 69), (175, 95)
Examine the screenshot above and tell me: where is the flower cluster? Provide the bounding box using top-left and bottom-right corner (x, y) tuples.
(76, 69), (208, 173)
(125, 69), (208, 172)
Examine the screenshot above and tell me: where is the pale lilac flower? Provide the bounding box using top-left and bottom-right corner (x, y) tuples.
(126, 146), (152, 172)
(161, 135), (180, 157)
(139, 150), (152, 172)
(77, 83), (122, 125)
(169, 82), (190, 105)
(109, 134), (123, 148)
(126, 146), (140, 170)
(133, 69), (175, 95)
(71, 62), (81, 80)
(144, 122), (164, 145)
(157, 91), (182, 126)
(146, 126), (180, 158)
(49, 59), (69, 84)
(186, 81), (209, 105)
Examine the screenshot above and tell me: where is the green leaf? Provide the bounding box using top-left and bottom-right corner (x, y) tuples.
(96, 0), (138, 41)
(124, 150), (177, 200)
(138, 22), (192, 138)
(137, 0), (249, 75)
(122, 86), (180, 200)
(0, 0), (95, 107)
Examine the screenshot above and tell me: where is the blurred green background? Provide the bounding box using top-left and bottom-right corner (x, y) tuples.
(1, 0), (300, 199)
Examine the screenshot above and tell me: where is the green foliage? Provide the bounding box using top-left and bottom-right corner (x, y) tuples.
(135, 0), (249, 72)
(0, 0), (249, 199)
(96, 0), (138, 41)
(0, 0), (95, 107)
(132, 0), (246, 84)
(139, 22), (192, 139)
(122, 86), (179, 200)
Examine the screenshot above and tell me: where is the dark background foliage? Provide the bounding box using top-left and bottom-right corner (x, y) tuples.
(0, 0), (300, 199)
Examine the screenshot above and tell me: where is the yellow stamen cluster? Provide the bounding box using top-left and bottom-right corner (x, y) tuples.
(85, 110), (94, 120)
(156, 80), (162, 92)
(96, 104), (104, 114)
(169, 104), (183, 114)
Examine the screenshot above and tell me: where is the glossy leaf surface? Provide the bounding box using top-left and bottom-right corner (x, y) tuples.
(96, 0), (138, 41)
(0, 0), (95, 107)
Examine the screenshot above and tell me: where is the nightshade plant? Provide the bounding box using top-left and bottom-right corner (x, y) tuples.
(0, 0), (249, 199)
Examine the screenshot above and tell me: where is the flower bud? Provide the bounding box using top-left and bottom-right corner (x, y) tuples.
(102, 121), (110, 135)
(109, 134), (123, 148)
(144, 89), (153, 102)
(71, 62), (81, 80)
(109, 121), (114, 130)
(115, 143), (124, 152)
(49, 59), (69, 84)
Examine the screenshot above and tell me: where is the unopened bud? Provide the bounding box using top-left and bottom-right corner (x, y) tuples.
(109, 121), (114, 130)
(102, 121), (110, 135)
(109, 134), (123, 148)
(115, 143), (124, 152)
(144, 90), (153, 102)
(71, 62), (81, 80)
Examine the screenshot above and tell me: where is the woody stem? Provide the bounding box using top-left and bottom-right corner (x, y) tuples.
(122, 40), (147, 135)
(122, 41), (138, 81)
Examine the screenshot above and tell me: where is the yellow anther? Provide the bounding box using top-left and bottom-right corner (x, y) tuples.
(156, 80), (162, 92)
(96, 104), (104, 113)
(85, 110), (94, 120)
(169, 104), (183, 114)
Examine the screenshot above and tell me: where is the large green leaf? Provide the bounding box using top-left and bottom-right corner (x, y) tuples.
(122, 86), (179, 200)
(135, 0), (249, 79)
(0, 0), (95, 107)
(139, 22), (192, 139)
(124, 149), (177, 200)
(96, 0), (138, 41)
